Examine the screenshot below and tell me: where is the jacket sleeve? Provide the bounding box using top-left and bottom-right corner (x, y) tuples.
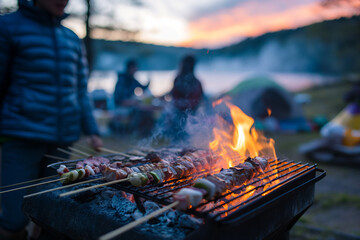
(0, 17), (11, 96)
(77, 42), (100, 136)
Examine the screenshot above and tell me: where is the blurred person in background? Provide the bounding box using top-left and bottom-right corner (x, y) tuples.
(113, 59), (150, 107)
(0, 0), (102, 238)
(113, 59), (154, 136)
(166, 54), (204, 140)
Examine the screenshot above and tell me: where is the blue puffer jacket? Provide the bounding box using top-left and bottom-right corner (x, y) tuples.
(0, 0), (99, 144)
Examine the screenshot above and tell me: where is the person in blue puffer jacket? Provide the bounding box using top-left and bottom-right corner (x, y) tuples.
(0, 0), (103, 238)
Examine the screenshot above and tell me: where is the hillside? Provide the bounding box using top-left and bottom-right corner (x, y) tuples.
(92, 15), (360, 74)
(92, 40), (205, 71)
(207, 15), (360, 74)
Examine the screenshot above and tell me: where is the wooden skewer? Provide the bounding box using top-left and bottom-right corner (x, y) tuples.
(73, 143), (98, 155)
(99, 201), (179, 240)
(127, 149), (147, 157)
(46, 161), (77, 168)
(59, 178), (128, 197)
(68, 146), (91, 157)
(24, 177), (106, 198)
(0, 175), (58, 190)
(44, 154), (70, 162)
(57, 147), (83, 158)
(99, 147), (131, 158)
(0, 178), (63, 194)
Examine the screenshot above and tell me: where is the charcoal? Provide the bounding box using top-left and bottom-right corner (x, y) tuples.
(111, 194), (136, 221)
(100, 190), (116, 200)
(132, 209), (144, 220)
(166, 211), (178, 223)
(144, 201), (161, 214)
(178, 214), (202, 229)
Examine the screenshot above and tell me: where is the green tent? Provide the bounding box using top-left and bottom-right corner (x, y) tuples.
(226, 75), (304, 120)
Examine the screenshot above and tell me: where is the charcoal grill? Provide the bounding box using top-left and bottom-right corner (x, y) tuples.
(23, 154), (325, 240)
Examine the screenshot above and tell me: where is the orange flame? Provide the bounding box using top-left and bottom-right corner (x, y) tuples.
(209, 98), (276, 168)
(267, 108), (272, 116)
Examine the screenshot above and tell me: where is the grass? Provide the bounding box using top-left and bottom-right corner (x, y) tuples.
(315, 193), (360, 209)
(301, 80), (351, 120)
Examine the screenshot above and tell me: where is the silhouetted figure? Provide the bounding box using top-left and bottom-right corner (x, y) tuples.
(113, 59), (153, 135)
(167, 54), (204, 140)
(0, 0), (102, 238)
(113, 59), (149, 107)
(171, 55), (204, 113)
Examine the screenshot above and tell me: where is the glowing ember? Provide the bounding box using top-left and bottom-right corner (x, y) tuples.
(210, 98), (277, 168)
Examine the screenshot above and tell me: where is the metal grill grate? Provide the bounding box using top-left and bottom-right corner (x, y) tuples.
(109, 159), (321, 221)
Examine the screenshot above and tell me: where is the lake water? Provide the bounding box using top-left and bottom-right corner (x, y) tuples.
(88, 70), (340, 98)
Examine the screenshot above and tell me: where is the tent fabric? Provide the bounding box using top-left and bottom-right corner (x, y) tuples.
(226, 75), (304, 120)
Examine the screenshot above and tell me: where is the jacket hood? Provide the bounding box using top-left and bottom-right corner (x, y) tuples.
(18, 0), (68, 25)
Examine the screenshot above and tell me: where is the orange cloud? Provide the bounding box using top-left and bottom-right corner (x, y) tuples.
(180, 1), (358, 48)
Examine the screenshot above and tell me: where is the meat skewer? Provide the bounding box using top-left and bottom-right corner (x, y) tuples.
(23, 149), (196, 197)
(21, 154), (113, 198)
(100, 150), (215, 187)
(173, 157), (269, 210)
(2, 147), (176, 194)
(57, 156), (110, 184)
(52, 149), (180, 184)
(59, 150), (216, 196)
(1, 156), (106, 194)
(55, 152), (167, 185)
(0, 153), (108, 194)
(60, 155), (266, 203)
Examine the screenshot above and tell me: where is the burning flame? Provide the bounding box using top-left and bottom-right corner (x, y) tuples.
(267, 108), (272, 116)
(210, 98), (277, 168)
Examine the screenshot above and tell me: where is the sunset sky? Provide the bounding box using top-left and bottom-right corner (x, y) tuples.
(1, 0), (359, 48)
(179, 0), (359, 48)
